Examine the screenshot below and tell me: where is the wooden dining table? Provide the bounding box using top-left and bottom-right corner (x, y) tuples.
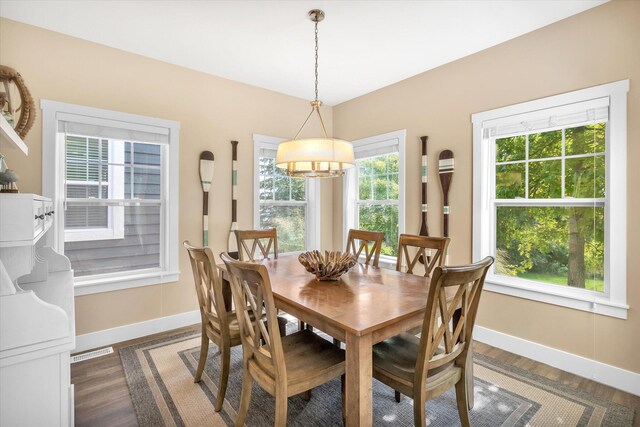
(218, 253), (473, 426)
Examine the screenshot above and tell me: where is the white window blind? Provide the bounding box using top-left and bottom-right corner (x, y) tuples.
(482, 97), (609, 139)
(353, 138), (399, 160)
(57, 112), (169, 144)
(259, 147), (278, 159)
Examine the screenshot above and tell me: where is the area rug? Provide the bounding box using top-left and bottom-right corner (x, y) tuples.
(120, 330), (634, 426)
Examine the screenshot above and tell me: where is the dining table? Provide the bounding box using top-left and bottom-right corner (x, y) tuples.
(217, 253), (474, 426)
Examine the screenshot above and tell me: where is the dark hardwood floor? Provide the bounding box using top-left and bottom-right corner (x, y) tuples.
(71, 325), (639, 427)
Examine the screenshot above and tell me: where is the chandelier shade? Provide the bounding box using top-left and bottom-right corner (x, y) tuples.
(275, 9), (354, 178)
(275, 137), (355, 178)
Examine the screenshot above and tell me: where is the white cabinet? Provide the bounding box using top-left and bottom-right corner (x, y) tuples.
(0, 194), (74, 427)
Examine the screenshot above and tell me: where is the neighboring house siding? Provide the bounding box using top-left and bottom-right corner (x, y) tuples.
(65, 144), (161, 277)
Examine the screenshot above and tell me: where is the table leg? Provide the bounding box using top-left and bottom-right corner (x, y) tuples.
(221, 276), (233, 312)
(345, 332), (372, 427)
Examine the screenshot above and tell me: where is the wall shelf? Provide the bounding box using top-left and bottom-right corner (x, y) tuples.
(0, 115), (28, 156)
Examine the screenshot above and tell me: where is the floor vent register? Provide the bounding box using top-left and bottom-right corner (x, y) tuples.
(71, 346), (114, 364)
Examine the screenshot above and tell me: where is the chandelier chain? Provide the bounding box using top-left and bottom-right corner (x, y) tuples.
(314, 19), (319, 102)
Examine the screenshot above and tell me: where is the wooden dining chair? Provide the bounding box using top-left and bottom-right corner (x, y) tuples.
(236, 228), (310, 342)
(345, 228), (385, 267)
(396, 234), (450, 277)
(372, 256), (494, 427)
(183, 241), (286, 412)
(235, 228), (278, 261)
(328, 229), (386, 347)
(220, 252), (346, 427)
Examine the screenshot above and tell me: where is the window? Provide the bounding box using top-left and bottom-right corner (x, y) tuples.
(64, 135), (125, 242)
(253, 134), (319, 252)
(472, 80), (628, 318)
(41, 100), (180, 296)
(345, 130), (405, 263)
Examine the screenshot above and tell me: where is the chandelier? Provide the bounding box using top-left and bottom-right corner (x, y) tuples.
(275, 9), (355, 178)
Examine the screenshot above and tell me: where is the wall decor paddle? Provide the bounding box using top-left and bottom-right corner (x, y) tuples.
(228, 140), (239, 259)
(199, 151), (215, 246)
(418, 136), (430, 265)
(438, 150), (454, 239)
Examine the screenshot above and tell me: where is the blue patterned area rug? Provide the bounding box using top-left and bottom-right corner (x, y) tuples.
(120, 331), (634, 426)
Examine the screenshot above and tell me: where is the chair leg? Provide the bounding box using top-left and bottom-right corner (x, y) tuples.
(333, 338), (341, 348)
(235, 368), (253, 427)
(413, 392), (427, 427)
(214, 343), (230, 412)
(395, 390), (402, 403)
(298, 320), (313, 332)
(194, 333), (209, 383)
(301, 390), (312, 401)
(274, 390), (288, 427)
(455, 378), (472, 427)
(465, 344), (474, 410)
(276, 316), (288, 337)
(341, 374), (346, 425)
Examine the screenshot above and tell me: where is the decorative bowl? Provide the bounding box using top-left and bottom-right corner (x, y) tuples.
(298, 250), (356, 281)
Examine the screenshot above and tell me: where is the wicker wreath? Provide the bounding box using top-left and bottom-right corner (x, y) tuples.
(0, 65), (35, 139)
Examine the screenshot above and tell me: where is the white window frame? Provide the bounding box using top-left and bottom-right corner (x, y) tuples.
(253, 134), (320, 252)
(64, 137), (125, 242)
(41, 100), (180, 296)
(343, 129), (406, 269)
(472, 80), (628, 319)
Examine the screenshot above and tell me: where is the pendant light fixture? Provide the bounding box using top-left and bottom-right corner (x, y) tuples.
(275, 9), (355, 178)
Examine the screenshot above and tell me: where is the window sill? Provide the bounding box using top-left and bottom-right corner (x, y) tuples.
(377, 255), (397, 270)
(484, 276), (628, 319)
(73, 270), (180, 296)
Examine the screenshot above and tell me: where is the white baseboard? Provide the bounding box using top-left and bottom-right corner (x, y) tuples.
(474, 326), (640, 397)
(74, 310), (200, 354)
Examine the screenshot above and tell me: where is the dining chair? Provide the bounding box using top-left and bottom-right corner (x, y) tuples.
(237, 228), (310, 344)
(220, 252), (346, 427)
(329, 229), (386, 348)
(345, 228), (385, 267)
(183, 241), (286, 412)
(372, 256), (494, 427)
(235, 228), (278, 261)
(396, 234), (450, 277)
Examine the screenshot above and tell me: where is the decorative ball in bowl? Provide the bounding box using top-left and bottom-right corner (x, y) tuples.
(298, 250), (357, 281)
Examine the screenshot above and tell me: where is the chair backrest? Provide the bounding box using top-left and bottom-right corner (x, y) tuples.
(415, 256), (494, 387)
(183, 241), (228, 335)
(396, 234), (450, 277)
(235, 228), (278, 261)
(345, 229), (385, 267)
(220, 252), (286, 382)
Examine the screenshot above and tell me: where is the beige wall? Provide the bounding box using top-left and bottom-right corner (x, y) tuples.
(0, 18), (335, 335)
(1, 1), (638, 374)
(332, 0), (639, 373)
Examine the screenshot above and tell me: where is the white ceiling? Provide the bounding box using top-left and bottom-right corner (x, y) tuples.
(0, 1), (606, 106)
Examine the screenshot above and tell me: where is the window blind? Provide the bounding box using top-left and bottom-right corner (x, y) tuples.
(57, 112), (169, 144)
(259, 147), (278, 159)
(482, 97), (610, 139)
(354, 137), (399, 160)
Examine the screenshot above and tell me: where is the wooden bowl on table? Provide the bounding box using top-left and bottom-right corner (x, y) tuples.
(298, 250), (356, 281)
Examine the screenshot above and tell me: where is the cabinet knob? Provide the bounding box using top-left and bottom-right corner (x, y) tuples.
(46, 211), (55, 216)
(35, 214), (45, 220)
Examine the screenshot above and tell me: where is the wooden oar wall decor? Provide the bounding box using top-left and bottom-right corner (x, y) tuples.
(438, 150), (455, 241)
(228, 140), (239, 259)
(199, 151), (215, 246)
(418, 136), (430, 265)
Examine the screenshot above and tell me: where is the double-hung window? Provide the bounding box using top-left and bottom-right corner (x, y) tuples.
(472, 80), (628, 318)
(344, 130), (405, 263)
(253, 134), (319, 252)
(42, 100), (180, 295)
